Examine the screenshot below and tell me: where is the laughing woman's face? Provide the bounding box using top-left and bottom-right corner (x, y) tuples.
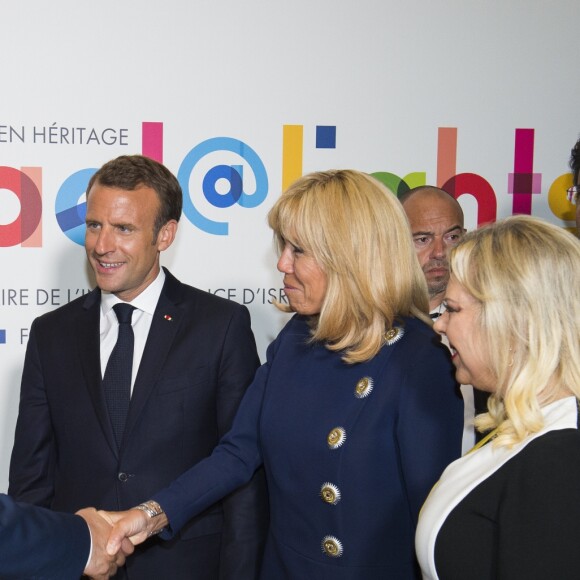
(434, 275), (495, 392)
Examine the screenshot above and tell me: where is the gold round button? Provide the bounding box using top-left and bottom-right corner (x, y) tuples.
(321, 535), (343, 557)
(320, 482), (341, 505)
(327, 427), (346, 449)
(354, 376), (373, 399)
(384, 327), (404, 345)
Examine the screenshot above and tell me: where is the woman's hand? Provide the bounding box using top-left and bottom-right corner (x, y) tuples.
(101, 508), (168, 556)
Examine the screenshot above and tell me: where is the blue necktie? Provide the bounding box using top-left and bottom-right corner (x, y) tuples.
(103, 303), (135, 448)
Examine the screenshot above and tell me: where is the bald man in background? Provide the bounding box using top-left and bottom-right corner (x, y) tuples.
(401, 186), (487, 452)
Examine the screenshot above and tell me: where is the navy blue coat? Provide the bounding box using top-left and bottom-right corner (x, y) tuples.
(154, 315), (463, 579)
(0, 493), (89, 579)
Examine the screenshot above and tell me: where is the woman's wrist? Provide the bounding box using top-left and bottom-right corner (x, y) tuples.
(133, 500), (169, 536)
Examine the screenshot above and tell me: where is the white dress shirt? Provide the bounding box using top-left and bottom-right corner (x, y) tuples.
(99, 269), (165, 395)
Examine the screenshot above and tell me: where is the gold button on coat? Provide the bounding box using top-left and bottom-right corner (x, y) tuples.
(384, 326), (405, 345)
(327, 427), (346, 449)
(321, 535), (343, 557)
(320, 482), (341, 505)
(354, 376), (374, 399)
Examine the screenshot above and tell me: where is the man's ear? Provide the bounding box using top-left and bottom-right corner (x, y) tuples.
(156, 220), (178, 251)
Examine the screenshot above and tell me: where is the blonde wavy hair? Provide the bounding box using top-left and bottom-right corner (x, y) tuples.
(267, 169), (430, 364)
(450, 215), (580, 447)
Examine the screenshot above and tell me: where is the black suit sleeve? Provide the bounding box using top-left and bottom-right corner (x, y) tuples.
(214, 305), (268, 580)
(0, 494), (89, 579)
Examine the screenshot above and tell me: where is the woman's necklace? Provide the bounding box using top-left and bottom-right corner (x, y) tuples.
(467, 427), (499, 454)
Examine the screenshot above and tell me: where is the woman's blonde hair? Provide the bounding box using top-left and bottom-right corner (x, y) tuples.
(267, 169), (430, 364)
(450, 215), (580, 447)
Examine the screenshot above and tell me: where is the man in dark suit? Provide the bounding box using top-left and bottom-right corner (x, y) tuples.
(0, 493), (132, 578)
(9, 155), (268, 579)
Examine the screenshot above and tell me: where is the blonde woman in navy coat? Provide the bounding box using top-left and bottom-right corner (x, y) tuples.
(106, 170), (463, 579)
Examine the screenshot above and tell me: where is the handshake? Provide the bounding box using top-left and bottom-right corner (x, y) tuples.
(79, 502), (168, 579)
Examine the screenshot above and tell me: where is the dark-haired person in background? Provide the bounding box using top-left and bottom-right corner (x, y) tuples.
(9, 155), (267, 579)
(569, 136), (580, 234)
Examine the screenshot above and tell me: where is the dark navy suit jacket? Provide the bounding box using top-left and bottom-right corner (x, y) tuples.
(0, 493), (89, 579)
(152, 315), (463, 579)
(9, 269), (268, 579)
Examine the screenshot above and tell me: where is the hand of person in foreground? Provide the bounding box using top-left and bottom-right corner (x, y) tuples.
(76, 508), (134, 579)
(102, 507), (169, 556)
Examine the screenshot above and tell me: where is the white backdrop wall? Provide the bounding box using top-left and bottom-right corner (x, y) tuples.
(0, 0), (578, 490)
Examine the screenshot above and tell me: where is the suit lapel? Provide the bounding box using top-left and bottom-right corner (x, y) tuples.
(77, 288), (120, 458)
(122, 271), (184, 443)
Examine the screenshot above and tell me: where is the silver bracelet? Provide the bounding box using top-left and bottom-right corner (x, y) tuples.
(133, 500), (165, 536)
